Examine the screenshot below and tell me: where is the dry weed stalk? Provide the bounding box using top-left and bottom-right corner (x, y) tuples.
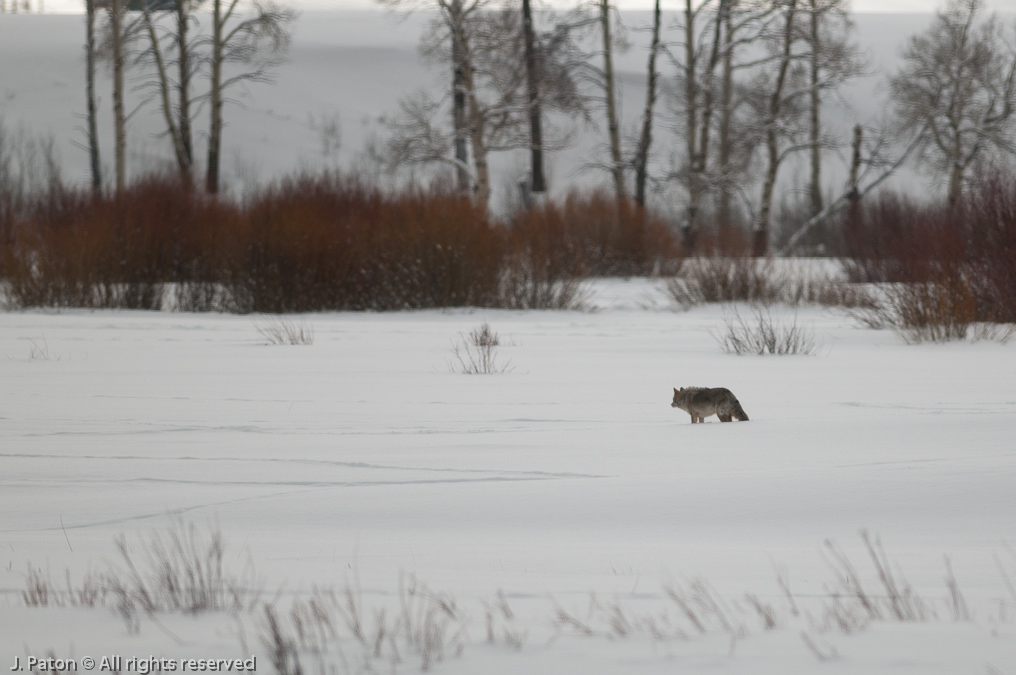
(482, 589), (526, 649)
(27, 337), (59, 361)
(104, 519), (261, 617)
(551, 598), (596, 636)
(451, 322), (512, 374)
(944, 556), (971, 621)
(497, 262), (590, 310)
(716, 305), (817, 356)
(744, 593), (778, 630)
(395, 574), (466, 671)
(261, 604), (303, 675)
(822, 531), (931, 628)
(254, 316), (314, 346)
(775, 566), (800, 617)
(800, 631), (840, 662)
(666, 257), (871, 310)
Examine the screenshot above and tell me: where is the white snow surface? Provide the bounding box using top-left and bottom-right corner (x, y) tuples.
(1, 277), (1015, 673)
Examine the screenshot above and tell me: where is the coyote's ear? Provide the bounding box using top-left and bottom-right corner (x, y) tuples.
(674, 387), (679, 394)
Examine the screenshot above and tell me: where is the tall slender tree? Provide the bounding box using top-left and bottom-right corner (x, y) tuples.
(890, 0), (1016, 211)
(85, 0), (102, 192)
(450, 0), (471, 193)
(633, 0), (661, 208)
(206, 0), (224, 193)
(206, 0), (293, 194)
(716, 0), (738, 232)
(110, 0), (126, 194)
(380, 0), (584, 208)
(141, 2), (190, 178)
(753, 0), (797, 256)
(679, 0), (729, 252)
(803, 0), (857, 218)
(807, 0), (822, 216)
(176, 0), (196, 170)
(599, 0), (624, 198)
(522, 0), (546, 198)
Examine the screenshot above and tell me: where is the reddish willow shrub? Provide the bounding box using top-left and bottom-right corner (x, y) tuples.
(0, 177), (239, 309)
(843, 171), (1016, 323)
(0, 175), (682, 312)
(507, 191), (681, 278)
(233, 176), (503, 312)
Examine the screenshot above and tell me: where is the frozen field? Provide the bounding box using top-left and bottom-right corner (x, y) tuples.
(1, 277), (1015, 673)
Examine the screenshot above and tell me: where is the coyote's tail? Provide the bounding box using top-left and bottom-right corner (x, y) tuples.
(732, 399), (749, 421)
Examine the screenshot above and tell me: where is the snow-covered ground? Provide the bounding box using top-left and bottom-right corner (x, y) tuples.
(1, 278), (1014, 673)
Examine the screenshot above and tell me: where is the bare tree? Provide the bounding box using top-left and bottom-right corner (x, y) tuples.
(450, 0), (473, 194)
(890, 0), (1016, 210)
(633, 0), (661, 208)
(175, 0), (199, 170)
(110, 0), (127, 193)
(778, 118), (929, 253)
(85, 0), (102, 191)
(715, 0), (768, 235)
(740, 0), (859, 255)
(666, 0), (776, 250)
(380, 0), (488, 197)
(674, 0), (730, 251)
(205, 0), (294, 194)
(599, 0), (624, 198)
(752, 0), (798, 256)
(380, 0), (584, 208)
(802, 0), (858, 218)
(522, 0), (546, 198)
(140, 1), (190, 178)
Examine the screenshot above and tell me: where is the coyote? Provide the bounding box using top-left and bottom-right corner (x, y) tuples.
(671, 387), (749, 423)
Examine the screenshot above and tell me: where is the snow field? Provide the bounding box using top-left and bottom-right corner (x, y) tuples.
(1, 277), (1014, 672)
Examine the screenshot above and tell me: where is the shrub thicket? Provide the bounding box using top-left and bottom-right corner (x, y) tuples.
(843, 171), (1016, 326)
(0, 175), (682, 312)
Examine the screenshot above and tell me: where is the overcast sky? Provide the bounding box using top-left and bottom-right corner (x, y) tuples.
(16, 0), (1016, 13)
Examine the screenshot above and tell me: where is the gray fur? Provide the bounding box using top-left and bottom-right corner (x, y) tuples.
(671, 386), (749, 423)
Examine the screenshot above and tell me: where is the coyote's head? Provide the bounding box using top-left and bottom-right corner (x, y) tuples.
(671, 387), (684, 408)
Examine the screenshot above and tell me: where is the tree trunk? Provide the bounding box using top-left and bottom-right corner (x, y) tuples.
(688, 0), (727, 252)
(717, 2), (735, 232)
(206, 0), (223, 194)
(111, 0), (126, 195)
(808, 0), (823, 217)
(634, 0), (661, 208)
(460, 33), (490, 208)
(600, 0), (624, 199)
(522, 0), (545, 197)
(948, 132), (964, 211)
(450, 0), (470, 194)
(847, 123), (861, 206)
(683, 0), (698, 251)
(754, 0), (797, 257)
(143, 6), (189, 178)
(846, 123), (862, 239)
(177, 0), (193, 172)
(85, 0), (101, 192)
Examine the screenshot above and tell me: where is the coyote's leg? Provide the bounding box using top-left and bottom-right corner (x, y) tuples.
(719, 414), (731, 422)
